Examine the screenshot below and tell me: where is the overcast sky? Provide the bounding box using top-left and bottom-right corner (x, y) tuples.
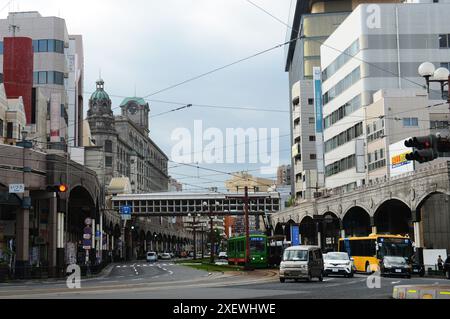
(6, 0), (294, 192)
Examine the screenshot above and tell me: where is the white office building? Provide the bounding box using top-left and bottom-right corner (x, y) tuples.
(320, 2), (450, 190)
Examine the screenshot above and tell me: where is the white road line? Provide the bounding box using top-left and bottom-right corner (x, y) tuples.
(391, 281), (401, 284)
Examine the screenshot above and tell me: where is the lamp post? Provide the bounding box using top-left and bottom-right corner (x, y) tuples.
(418, 62), (450, 103)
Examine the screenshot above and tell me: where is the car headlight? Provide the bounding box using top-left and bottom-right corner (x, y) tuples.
(280, 264), (286, 270)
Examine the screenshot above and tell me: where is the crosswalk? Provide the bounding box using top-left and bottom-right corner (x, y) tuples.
(116, 263), (174, 268)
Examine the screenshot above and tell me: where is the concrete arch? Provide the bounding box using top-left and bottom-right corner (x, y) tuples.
(373, 199), (412, 237)
(342, 206), (371, 238)
(322, 212), (341, 252)
(414, 189), (450, 212)
(415, 191), (450, 252)
(372, 197), (411, 217)
(68, 183), (98, 210)
(274, 223), (284, 236)
(299, 216), (316, 246)
(342, 204), (371, 219)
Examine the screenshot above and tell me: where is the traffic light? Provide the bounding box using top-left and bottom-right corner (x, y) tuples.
(404, 135), (439, 163)
(46, 184), (68, 193)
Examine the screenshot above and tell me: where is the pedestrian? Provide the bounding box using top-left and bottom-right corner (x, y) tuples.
(437, 255), (444, 271)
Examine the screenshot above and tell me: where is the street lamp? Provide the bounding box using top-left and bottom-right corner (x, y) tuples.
(418, 62), (450, 101)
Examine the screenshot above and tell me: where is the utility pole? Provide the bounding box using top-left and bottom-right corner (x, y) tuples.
(244, 186), (250, 270)
(209, 214), (214, 264)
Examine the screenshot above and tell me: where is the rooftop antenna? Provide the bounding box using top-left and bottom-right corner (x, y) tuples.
(9, 0), (20, 37)
(134, 83), (137, 97)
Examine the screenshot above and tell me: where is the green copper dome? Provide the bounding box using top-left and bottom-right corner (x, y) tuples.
(120, 97), (147, 107)
(90, 79), (110, 102)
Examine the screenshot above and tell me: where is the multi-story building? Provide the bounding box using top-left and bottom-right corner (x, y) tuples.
(0, 11), (84, 153)
(169, 178), (183, 192)
(276, 165), (291, 186)
(285, 0), (400, 203)
(365, 88), (450, 184)
(85, 79), (169, 194)
(320, 2), (450, 190)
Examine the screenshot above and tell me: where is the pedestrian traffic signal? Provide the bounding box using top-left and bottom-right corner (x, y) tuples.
(404, 135), (439, 163)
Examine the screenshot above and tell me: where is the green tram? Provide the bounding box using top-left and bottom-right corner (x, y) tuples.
(227, 234), (268, 268)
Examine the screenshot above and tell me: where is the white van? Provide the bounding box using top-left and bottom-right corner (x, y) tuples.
(146, 252), (157, 263)
(279, 246), (324, 282)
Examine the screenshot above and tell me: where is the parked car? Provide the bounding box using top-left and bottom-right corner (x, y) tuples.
(146, 252), (157, 263)
(411, 261), (425, 277)
(380, 256), (412, 278)
(444, 256), (450, 279)
(188, 251), (194, 258)
(279, 246), (324, 283)
(169, 252), (175, 259)
(323, 252), (354, 278)
(161, 253), (172, 260)
(218, 252), (228, 260)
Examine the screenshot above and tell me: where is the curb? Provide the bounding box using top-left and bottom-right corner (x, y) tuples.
(393, 285), (450, 299)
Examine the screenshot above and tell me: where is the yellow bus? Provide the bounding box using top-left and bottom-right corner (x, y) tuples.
(338, 234), (413, 273)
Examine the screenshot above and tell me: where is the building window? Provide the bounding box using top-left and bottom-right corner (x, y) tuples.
(439, 34), (449, 49)
(310, 154), (317, 160)
(0, 119), (3, 137)
(6, 122), (13, 139)
(309, 136), (316, 142)
(309, 117), (315, 124)
(403, 118), (419, 127)
(38, 39), (48, 52)
(38, 71), (47, 84)
(430, 120), (449, 129)
(324, 95), (361, 129)
(323, 39), (360, 81)
(323, 67), (361, 105)
(326, 154), (356, 177)
(325, 122), (363, 153)
(105, 156), (113, 167)
(105, 140), (113, 153)
(308, 98), (314, 105)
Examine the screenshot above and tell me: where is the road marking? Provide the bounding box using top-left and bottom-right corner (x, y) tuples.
(392, 281), (401, 284)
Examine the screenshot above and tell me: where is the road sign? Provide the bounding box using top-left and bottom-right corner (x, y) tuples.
(84, 218), (92, 226)
(291, 225), (300, 246)
(9, 184), (25, 194)
(121, 206), (132, 220)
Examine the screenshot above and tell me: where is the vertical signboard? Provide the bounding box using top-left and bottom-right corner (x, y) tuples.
(313, 67), (325, 187)
(291, 225), (300, 246)
(50, 93), (61, 143)
(356, 138), (366, 173)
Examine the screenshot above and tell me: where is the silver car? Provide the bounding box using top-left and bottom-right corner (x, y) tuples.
(279, 246), (324, 283)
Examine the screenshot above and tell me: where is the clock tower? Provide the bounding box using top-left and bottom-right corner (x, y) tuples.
(120, 97), (150, 134)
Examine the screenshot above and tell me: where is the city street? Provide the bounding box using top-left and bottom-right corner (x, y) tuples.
(0, 262), (448, 299)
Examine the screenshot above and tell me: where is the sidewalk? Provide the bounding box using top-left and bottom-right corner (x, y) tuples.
(0, 262), (118, 285)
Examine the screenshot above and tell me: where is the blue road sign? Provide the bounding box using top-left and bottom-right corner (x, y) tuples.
(291, 225), (300, 246)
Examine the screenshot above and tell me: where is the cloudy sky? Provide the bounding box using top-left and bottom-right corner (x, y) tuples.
(5, 0), (294, 192)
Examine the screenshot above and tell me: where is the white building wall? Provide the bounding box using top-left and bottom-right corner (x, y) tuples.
(320, 2), (450, 189)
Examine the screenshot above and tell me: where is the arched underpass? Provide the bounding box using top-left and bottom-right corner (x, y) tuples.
(374, 200), (413, 238)
(418, 192), (450, 253)
(343, 207), (371, 238)
(322, 212), (340, 252)
(299, 216), (317, 246)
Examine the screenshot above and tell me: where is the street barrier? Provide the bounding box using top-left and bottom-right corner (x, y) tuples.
(393, 285), (450, 299)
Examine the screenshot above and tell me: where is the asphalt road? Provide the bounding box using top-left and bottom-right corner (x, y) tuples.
(0, 261), (448, 299)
